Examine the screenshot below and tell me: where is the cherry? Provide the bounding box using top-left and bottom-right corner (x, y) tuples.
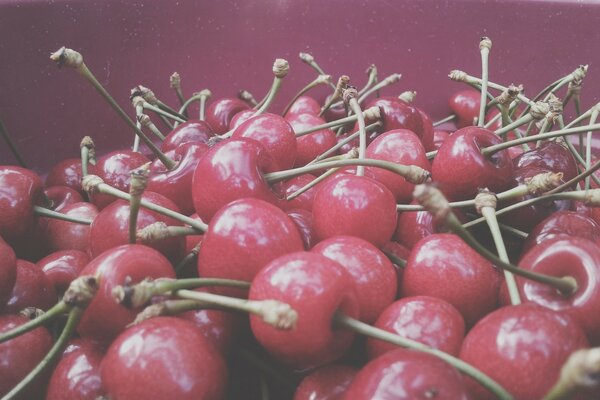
(448, 89), (480, 128)
(2, 259), (56, 313)
(281, 174), (318, 212)
(365, 129), (430, 203)
(197, 198), (304, 296)
(184, 213), (204, 254)
(364, 96), (424, 138)
(0, 235), (17, 307)
(286, 113), (338, 167)
(312, 235), (397, 324)
(231, 113), (298, 170)
(180, 305), (242, 355)
(88, 191), (185, 264)
(76, 244), (175, 343)
(101, 316), (227, 400)
(160, 119), (214, 152)
(205, 97), (250, 134)
(37, 250), (90, 294)
(433, 129), (451, 149)
(312, 174), (397, 247)
(366, 296), (465, 359)
(431, 126), (513, 201)
(0, 315), (53, 398)
(45, 338), (104, 400)
(249, 251), (359, 369)
(45, 158), (96, 196)
(41, 201), (98, 253)
(293, 364), (357, 400)
(459, 303), (589, 399)
(285, 95), (321, 117)
(514, 140), (578, 183)
(286, 208), (316, 250)
(343, 348), (471, 400)
(417, 107), (436, 152)
(401, 233), (502, 327)
(43, 185), (84, 210)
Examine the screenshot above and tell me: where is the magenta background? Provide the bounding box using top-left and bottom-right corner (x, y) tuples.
(1, 0), (599, 173)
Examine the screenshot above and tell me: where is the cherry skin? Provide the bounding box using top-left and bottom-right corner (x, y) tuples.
(101, 316), (227, 400)
(431, 126), (513, 201)
(42, 201), (98, 253)
(343, 348), (472, 400)
(401, 233), (501, 327)
(37, 249), (90, 294)
(286, 208), (316, 250)
(281, 174), (319, 212)
(312, 235), (397, 324)
(459, 303), (589, 400)
(231, 113), (298, 170)
(364, 96), (424, 138)
(513, 140), (578, 183)
(197, 198), (304, 296)
(76, 244), (175, 344)
(44, 185), (84, 210)
(160, 119), (214, 153)
(312, 174), (398, 247)
(416, 107), (436, 152)
(45, 338), (105, 400)
(228, 108), (256, 129)
(365, 129), (430, 203)
(366, 296), (465, 359)
(180, 302), (242, 355)
(46, 158), (96, 196)
(293, 364), (357, 400)
(518, 236), (600, 344)
(0, 235), (17, 307)
(285, 95), (322, 117)
(1, 259), (56, 313)
(286, 113), (338, 167)
(88, 191), (185, 264)
(205, 97), (250, 134)
(249, 251), (360, 370)
(191, 137), (282, 222)
(448, 89), (480, 128)
(0, 315), (53, 398)
(433, 129), (451, 149)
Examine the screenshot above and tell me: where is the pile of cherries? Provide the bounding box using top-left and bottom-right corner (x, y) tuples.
(2, 39), (600, 400)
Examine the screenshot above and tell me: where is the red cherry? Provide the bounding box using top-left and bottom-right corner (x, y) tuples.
(88, 191), (185, 264)
(448, 89), (480, 128)
(365, 129), (430, 203)
(37, 249), (90, 294)
(249, 251), (359, 369)
(228, 108), (256, 129)
(293, 364), (357, 400)
(183, 213), (204, 254)
(364, 96), (424, 138)
(433, 129), (451, 149)
(198, 198), (304, 295)
(76, 244), (175, 343)
(231, 113), (298, 170)
(160, 120), (214, 153)
(286, 208), (316, 250)
(44, 185), (84, 210)
(205, 97), (250, 134)
(0, 235), (17, 307)
(431, 126), (513, 201)
(417, 107), (436, 152)
(101, 316), (227, 400)
(281, 174), (318, 212)
(322, 94), (347, 122)
(401, 234), (501, 327)
(367, 296), (465, 359)
(2, 259), (56, 313)
(312, 235), (397, 324)
(285, 95), (321, 117)
(45, 338), (104, 400)
(286, 113), (337, 167)
(42, 202), (98, 253)
(459, 303), (589, 399)
(343, 348), (471, 400)
(46, 158), (96, 195)
(514, 140), (578, 182)
(0, 315), (53, 398)
(312, 174), (397, 247)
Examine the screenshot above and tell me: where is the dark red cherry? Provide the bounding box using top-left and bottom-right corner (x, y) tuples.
(286, 208), (316, 250)
(45, 338), (105, 400)
(513, 140), (578, 183)
(44, 185), (84, 211)
(160, 120), (214, 153)
(417, 107), (436, 152)
(312, 235), (397, 324)
(322, 94), (347, 122)
(250, 251), (359, 369)
(312, 174), (397, 247)
(228, 108), (256, 129)
(433, 129), (451, 149)
(46, 158), (96, 195)
(293, 364), (357, 400)
(2, 259), (56, 313)
(448, 89), (480, 128)
(205, 97), (250, 134)
(281, 174), (318, 212)
(42, 202), (98, 253)
(459, 303), (589, 399)
(401, 234), (501, 327)
(364, 96), (424, 138)
(431, 126), (513, 201)
(343, 348), (471, 400)
(101, 317), (227, 400)
(231, 113), (298, 170)
(286, 95), (321, 117)
(367, 296), (465, 359)
(0, 235), (17, 307)
(77, 244), (175, 343)
(37, 249), (90, 294)
(286, 113), (337, 167)
(0, 315), (53, 398)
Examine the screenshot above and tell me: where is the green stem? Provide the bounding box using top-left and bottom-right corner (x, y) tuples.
(33, 206), (93, 225)
(478, 38), (491, 127)
(296, 108), (379, 137)
(357, 73), (402, 104)
(143, 102), (186, 123)
(307, 122), (381, 166)
(0, 301), (69, 344)
(433, 114), (456, 127)
(347, 96), (367, 176)
(282, 75), (330, 116)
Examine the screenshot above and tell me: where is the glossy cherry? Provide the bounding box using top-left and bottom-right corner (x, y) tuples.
(2, 259), (56, 313)
(43, 185), (84, 210)
(366, 296), (465, 359)
(286, 208), (316, 250)
(37, 249), (90, 294)
(285, 95), (321, 117)
(281, 174), (318, 212)
(364, 96), (424, 138)
(205, 97), (250, 134)
(459, 303), (589, 399)
(46, 158), (96, 195)
(312, 235), (397, 324)
(160, 119), (214, 153)
(0, 235), (17, 307)
(41, 202), (98, 253)
(448, 89), (480, 128)
(286, 113), (338, 167)
(312, 174), (397, 247)
(293, 364), (357, 400)
(401, 233), (501, 327)
(101, 316), (227, 400)
(433, 129), (451, 149)
(249, 251), (359, 370)
(417, 107), (436, 152)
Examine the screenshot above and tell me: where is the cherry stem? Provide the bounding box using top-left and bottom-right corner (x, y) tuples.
(82, 175), (208, 232)
(264, 158), (430, 185)
(80, 136), (96, 177)
(0, 302), (69, 344)
(299, 52), (336, 90)
(543, 347), (600, 400)
(239, 89), (259, 107)
(169, 72), (185, 108)
(136, 222), (198, 244)
(33, 205), (93, 225)
(137, 114), (166, 141)
(344, 88), (366, 176)
(0, 120), (27, 168)
(174, 89), (212, 128)
(282, 74), (331, 116)
(131, 100), (144, 152)
(296, 106), (380, 137)
(174, 244), (200, 276)
(132, 85), (188, 123)
(358, 64), (379, 98)
(450, 70), (535, 108)
(356, 73), (402, 105)
(414, 184), (578, 296)
(555, 116), (600, 188)
(333, 312), (513, 400)
(306, 122), (381, 166)
(319, 75), (350, 117)
(380, 248), (407, 268)
(128, 163), (150, 244)
(477, 37), (492, 127)
(143, 102), (186, 123)
(433, 114), (456, 127)
(0, 307), (83, 400)
(585, 109), (599, 190)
